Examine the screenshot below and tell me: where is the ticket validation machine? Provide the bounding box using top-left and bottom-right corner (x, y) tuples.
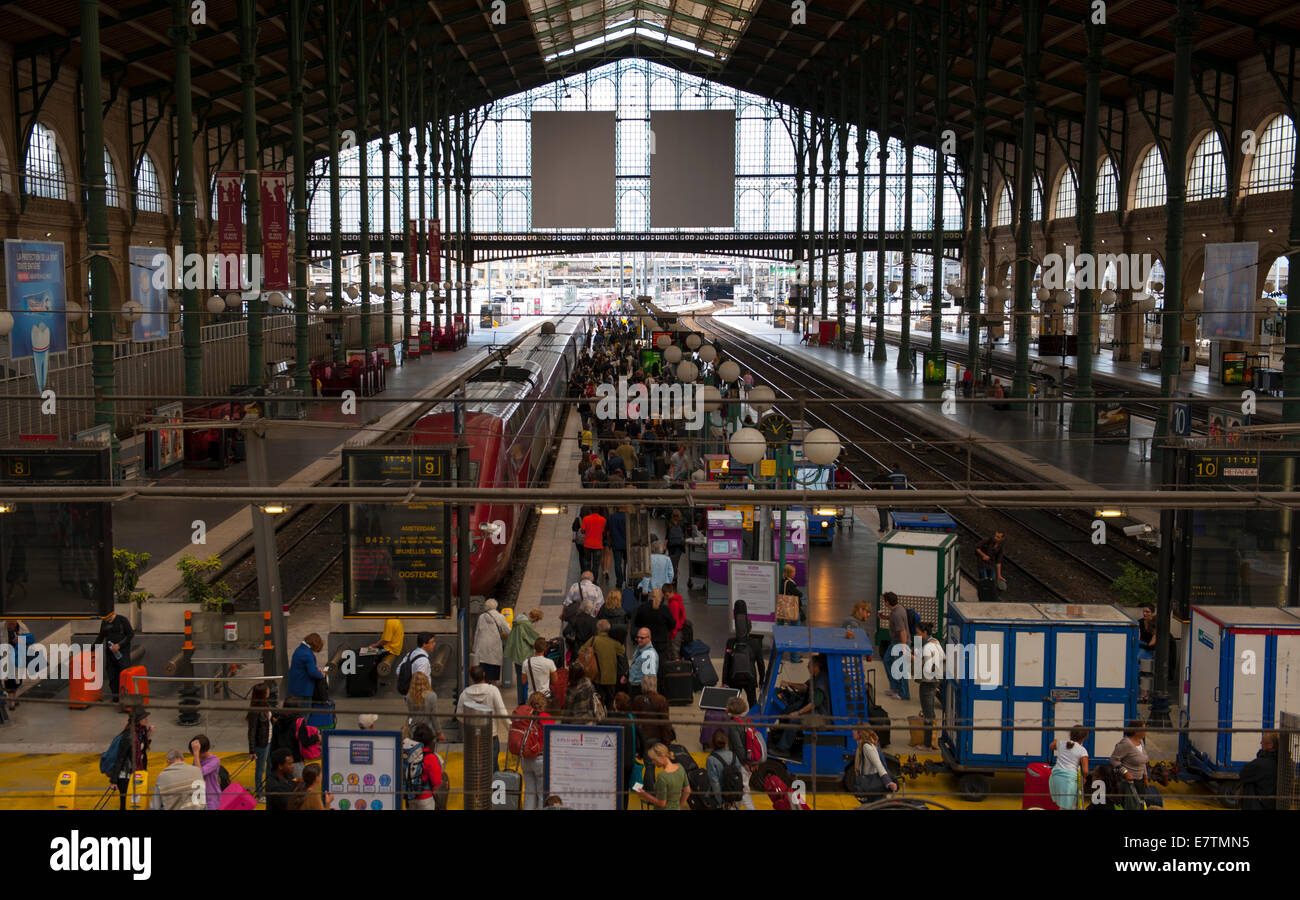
(772, 510), (809, 588)
(707, 510), (745, 605)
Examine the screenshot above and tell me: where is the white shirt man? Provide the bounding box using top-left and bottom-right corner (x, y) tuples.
(152, 749), (205, 810)
(565, 572), (603, 612)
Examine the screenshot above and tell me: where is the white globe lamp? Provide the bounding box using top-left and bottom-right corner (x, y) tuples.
(664, 344), (683, 364)
(718, 360), (741, 383)
(748, 385), (775, 413)
(206, 296), (226, 314)
(685, 333), (702, 350)
(677, 360), (699, 383)
(728, 427), (767, 465)
(121, 299), (143, 323)
(803, 428), (841, 466)
(698, 344), (718, 364)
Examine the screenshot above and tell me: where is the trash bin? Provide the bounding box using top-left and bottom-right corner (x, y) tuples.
(68, 651), (103, 709)
(119, 665), (149, 706)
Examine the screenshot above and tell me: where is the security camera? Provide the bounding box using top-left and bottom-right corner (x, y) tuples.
(1123, 524), (1153, 537)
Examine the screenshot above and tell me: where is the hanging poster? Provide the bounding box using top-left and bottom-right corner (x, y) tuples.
(543, 725), (623, 811)
(4, 240), (67, 393)
(1201, 241), (1258, 341)
(148, 401), (184, 474)
(430, 219), (441, 283)
(408, 221), (422, 283)
(261, 172), (290, 290)
(322, 730), (402, 811)
(215, 172), (244, 290)
(728, 560), (777, 634)
(128, 246), (167, 342)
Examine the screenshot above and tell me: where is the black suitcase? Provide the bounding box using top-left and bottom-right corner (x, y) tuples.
(976, 578), (998, 603)
(345, 649), (380, 697)
(630, 467), (649, 487)
(661, 660), (695, 705)
(691, 654), (719, 691)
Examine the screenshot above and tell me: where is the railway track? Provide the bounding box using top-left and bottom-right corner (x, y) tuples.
(696, 314), (1158, 602)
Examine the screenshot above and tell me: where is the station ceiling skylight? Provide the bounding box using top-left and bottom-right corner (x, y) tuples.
(525, 0), (760, 66)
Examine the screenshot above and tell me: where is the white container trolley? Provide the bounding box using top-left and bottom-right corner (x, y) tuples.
(940, 601), (1139, 800)
(1178, 605), (1300, 795)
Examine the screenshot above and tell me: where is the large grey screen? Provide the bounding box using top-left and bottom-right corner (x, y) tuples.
(531, 111), (616, 228)
(650, 110), (735, 228)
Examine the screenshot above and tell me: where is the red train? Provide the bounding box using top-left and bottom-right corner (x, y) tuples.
(412, 306), (590, 597)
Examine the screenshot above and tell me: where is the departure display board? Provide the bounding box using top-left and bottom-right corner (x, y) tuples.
(1188, 450), (1261, 483)
(0, 445), (113, 616)
(344, 448), (452, 616)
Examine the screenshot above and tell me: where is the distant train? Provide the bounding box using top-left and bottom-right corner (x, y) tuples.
(412, 303), (590, 597)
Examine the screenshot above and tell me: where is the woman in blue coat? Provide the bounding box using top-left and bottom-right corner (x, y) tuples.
(287, 633), (326, 704)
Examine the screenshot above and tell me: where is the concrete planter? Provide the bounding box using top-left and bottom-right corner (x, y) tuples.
(140, 599), (202, 634)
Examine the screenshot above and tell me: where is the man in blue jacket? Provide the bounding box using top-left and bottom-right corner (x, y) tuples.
(288, 633), (326, 704)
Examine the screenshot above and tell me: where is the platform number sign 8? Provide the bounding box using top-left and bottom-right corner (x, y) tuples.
(5, 457), (30, 478)
(791, 519), (806, 547)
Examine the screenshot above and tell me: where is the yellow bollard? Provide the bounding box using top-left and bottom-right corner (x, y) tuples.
(501, 607), (514, 627)
(53, 771), (77, 810)
(129, 771), (149, 810)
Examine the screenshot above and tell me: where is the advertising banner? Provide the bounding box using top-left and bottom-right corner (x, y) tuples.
(215, 172), (244, 290)
(128, 246), (167, 342)
(429, 219), (441, 283)
(408, 221), (422, 282)
(4, 240), (67, 393)
(261, 172), (289, 290)
(1201, 241), (1258, 341)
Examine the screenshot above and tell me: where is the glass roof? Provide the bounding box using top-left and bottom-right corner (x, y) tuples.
(524, 0), (761, 65)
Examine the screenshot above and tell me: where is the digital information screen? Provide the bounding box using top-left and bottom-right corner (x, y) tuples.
(0, 446), (113, 616)
(344, 449), (452, 616)
(1188, 451), (1261, 483)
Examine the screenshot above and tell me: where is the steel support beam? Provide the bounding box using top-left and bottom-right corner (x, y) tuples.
(853, 55), (866, 356)
(1012, 0), (1040, 400)
(930, 0), (948, 354)
(899, 15), (916, 373)
(173, 0), (201, 396)
(1071, 19), (1104, 434)
(966, 0), (989, 382)
(326, 0), (343, 363)
(241, 0), (264, 386)
(357, 2), (371, 351)
(382, 31), (394, 349)
(82, 0), (115, 443)
(874, 46), (889, 361)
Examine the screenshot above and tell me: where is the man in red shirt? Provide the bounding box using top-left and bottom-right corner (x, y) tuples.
(664, 582), (686, 658)
(581, 507), (607, 581)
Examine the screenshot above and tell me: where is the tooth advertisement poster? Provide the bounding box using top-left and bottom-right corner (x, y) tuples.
(4, 239), (67, 393)
(128, 246), (168, 342)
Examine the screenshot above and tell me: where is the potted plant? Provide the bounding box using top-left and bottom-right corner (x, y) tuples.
(176, 554), (234, 612)
(113, 549), (153, 627)
(1110, 561), (1157, 608)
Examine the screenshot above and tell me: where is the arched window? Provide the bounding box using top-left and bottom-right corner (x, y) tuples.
(1097, 157), (1119, 213)
(1187, 131), (1227, 201)
(994, 184), (1012, 228)
(618, 190), (646, 232)
(136, 153), (164, 213)
(738, 107), (766, 175)
(309, 190), (331, 231)
(103, 149), (120, 207)
(737, 189), (764, 230)
(1246, 115), (1295, 195)
(1053, 168), (1078, 219)
(502, 190), (528, 232)
(1032, 177), (1044, 222)
(618, 118), (648, 174)
(1132, 146), (1167, 209)
(24, 123), (67, 200)
(472, 120), (498, 176)
(472, 191), (498, 231)
(769, 188), (795, 230)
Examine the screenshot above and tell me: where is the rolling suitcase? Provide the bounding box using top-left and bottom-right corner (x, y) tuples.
(679, 639), (710, 661)
(691, 654), (719, 692)
(1023, 762), (1060, 810)
(976, 577), (998, 603)
(661, 660), (695, 705)
(346, 649), (380, 697)
(865, 669), (890, 746)
(723, 638), (757, 684)
(908, 715), (926, 747)
(491, 768), (523, 810)
(698, 708), (729, 750)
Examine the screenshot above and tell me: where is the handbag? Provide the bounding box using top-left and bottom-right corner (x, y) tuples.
(776, 594), (800, 622)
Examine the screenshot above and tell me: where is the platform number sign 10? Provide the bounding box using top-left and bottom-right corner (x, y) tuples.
(1169, 403), (1191, 437)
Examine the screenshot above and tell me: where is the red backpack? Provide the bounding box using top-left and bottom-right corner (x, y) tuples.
(508, 706), (546, 759)
(765, 774), (810, 811)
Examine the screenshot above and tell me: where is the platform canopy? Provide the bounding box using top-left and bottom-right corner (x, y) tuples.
(5, 0), (1300, 161)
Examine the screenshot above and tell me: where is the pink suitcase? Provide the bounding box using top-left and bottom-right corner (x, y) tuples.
(219, 781), (257, 810)
(1023, 762), (1060, 810)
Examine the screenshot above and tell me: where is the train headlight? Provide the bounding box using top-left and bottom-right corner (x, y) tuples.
(814, 508), (838, 517)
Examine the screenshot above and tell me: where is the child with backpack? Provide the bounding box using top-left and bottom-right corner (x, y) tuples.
(402, 723), (445, 810)
(508, 692), (553, 810)
(705, 731), (746, 810)
(724, 696), (764, 810)
(101, 709), (152, 810)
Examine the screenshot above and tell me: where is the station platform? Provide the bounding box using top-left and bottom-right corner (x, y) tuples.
(710, 313), (1164, 505)
(125, 316), (543, 600)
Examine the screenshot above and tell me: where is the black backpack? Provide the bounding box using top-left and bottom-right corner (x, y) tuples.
(712, 751), (744, 806)
(402, 743), (428, 805)
(678, 619), (695, 645)
(395, 649), (427, 696)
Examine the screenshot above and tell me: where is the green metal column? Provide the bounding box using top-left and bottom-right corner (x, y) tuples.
(836, 85), (847, 342)
(462, 114), (472, 318)
(416, 51), (428, 328)
(1152, 0), (1197, 726)
(793, 109), (805, 335)
(853, 53), (866, 356)
(399, 52), (412, 346)
(82, 0), (115, 435)
(1157, 2), (1195, 450)
(326, 0), (343, 363)
(289, 0), (309, 393)
(1288, 89), (1300, 426)
(381, 31), (393, 348)
(442, 105), (453, 320)
(930, 0), (948, 354)
(1012, 0), (1040, 399)
(821, 92), (831, 323)
(899, 15), (916, 372)
(874, 44), (889, 361)
(966, 0), (989, 382)
(172, 0), (201, 396)
(240, 0), (263, 385)
(1071, 19), (1104, 433)
(431, 74), (441, 328)
(356, 1), (371, 350)
(456, 111), (466, 317)
(805, 108), (816, 335)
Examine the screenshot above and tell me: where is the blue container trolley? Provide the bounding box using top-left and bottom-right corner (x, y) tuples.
(1178, 605), (1300, 799)
(940, 601), (1139, 800)
(888, 511), (957, 534)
